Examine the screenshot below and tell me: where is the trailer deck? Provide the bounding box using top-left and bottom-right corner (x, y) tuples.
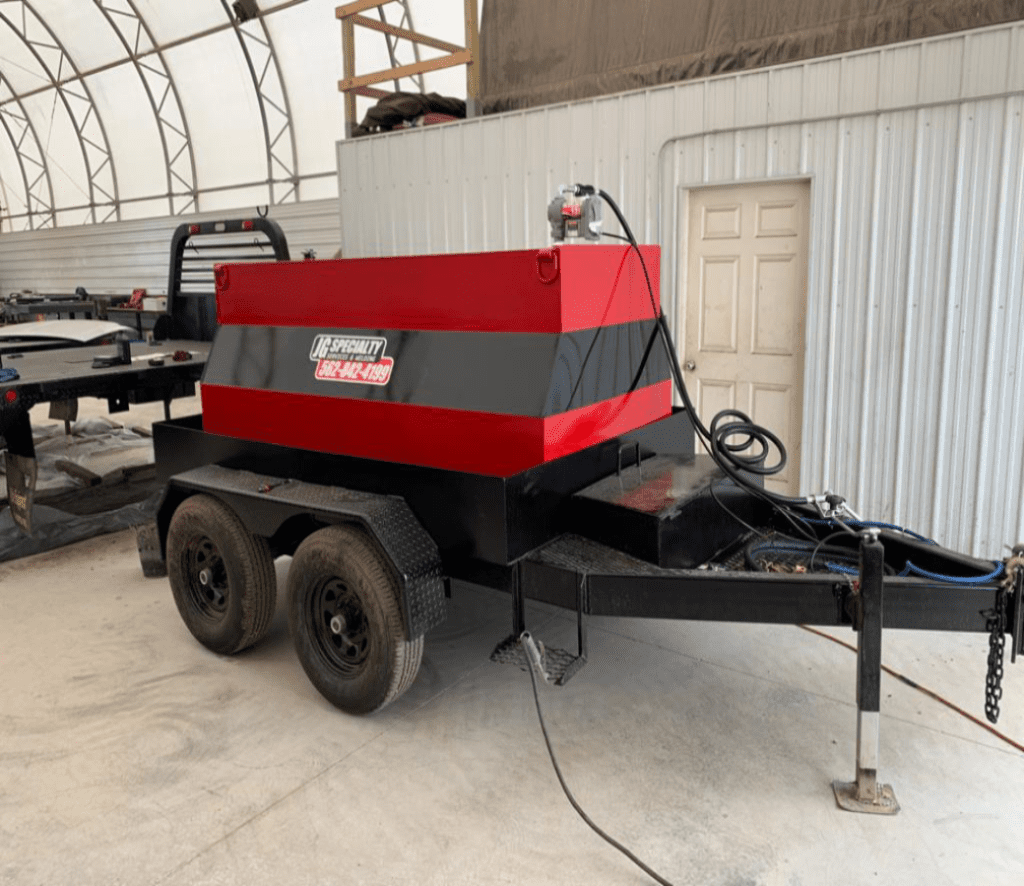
(0, 215), (288, 537)
(0, 339), (208, 411)
(0, 340), (208, 534)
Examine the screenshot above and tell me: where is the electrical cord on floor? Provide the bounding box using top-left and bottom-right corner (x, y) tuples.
(798, 625), (1024, 754)
(521, 633), (678, 886)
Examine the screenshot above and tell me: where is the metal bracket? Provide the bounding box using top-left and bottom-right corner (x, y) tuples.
(833, 530), (899, 815)
(557, 573), (589, 685)
(833, 780), (899, 815)
(4, 451), (37, 535)
(512, 559), (526, 637)
(616, 441), (643, 493)
(492, 569), (589, 686)
(106, 392), (130, 413)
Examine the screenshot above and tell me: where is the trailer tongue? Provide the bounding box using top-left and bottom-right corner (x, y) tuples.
(147, 190), (1022, 820)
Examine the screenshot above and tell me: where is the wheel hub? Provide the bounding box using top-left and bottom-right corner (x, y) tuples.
(314, 579), (370, 673)
(187, 537), (228, 615)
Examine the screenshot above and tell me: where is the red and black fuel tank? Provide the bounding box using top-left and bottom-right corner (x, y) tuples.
(201, 245), (671, 476)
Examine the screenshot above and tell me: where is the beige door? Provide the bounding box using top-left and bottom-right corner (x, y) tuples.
(682, 181), (809, 496)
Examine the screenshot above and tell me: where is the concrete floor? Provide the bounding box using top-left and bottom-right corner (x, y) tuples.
(3, 399), (1024, 885)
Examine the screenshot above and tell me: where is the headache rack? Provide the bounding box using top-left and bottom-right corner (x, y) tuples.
(165, 216), (290, 341)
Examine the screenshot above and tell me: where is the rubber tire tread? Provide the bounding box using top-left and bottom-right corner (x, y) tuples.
(167, 494), (277, 655)
(288, 525), (423, 714)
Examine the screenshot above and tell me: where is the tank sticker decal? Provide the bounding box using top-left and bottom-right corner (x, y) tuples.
(310, 334), (393, 385)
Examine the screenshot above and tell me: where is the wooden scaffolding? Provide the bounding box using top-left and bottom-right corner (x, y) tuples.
(336, 0), (480, 136)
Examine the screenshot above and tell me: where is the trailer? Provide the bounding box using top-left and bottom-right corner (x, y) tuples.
(0, 217), (290, 534)
(144, 189), (1023, 820)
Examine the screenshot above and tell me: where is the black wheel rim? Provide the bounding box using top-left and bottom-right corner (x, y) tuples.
(183, 535), (230, 622)
(311, 577), (370, 677)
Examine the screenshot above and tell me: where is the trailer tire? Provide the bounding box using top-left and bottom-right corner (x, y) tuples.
(167, 494), (277, 655)
(287, 525), (423, 715)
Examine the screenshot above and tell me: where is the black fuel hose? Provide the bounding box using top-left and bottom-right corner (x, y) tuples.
(584, 185), (810, 510)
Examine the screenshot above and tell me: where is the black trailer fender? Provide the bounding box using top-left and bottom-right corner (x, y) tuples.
(153, 464), (446, 640)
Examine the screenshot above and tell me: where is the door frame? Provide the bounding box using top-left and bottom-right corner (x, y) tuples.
(673, 176), (814, 492)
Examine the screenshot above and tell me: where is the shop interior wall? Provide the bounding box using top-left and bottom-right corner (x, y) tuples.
(0, 199), (341, 298)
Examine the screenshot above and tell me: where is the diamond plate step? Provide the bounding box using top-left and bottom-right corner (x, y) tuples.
(490, 633), (586, 685)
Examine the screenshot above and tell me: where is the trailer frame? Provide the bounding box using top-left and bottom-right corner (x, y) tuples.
(145, 406), (1023, 813)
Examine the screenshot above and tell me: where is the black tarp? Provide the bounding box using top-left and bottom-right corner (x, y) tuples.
(352, 92), (466, 137)
(480, 0), (1024, 113)
(0, 418), (159, 562)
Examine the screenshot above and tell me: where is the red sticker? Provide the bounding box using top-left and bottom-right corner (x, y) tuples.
(315, 356), (393, 386)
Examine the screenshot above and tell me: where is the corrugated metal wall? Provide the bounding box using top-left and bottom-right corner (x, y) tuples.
(337, 23), (1024, 558)
(0, 199), (341, 297)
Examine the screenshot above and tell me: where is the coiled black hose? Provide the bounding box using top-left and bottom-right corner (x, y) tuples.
(587, 185), (809, 511)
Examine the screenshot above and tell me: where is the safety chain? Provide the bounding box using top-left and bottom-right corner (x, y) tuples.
(985, 587), (1006, 724)
(986, 551), (1024, 724)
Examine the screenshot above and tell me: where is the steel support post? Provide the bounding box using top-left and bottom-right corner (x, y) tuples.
(515, 561), (529, 637)
(833, 531), (899, 814)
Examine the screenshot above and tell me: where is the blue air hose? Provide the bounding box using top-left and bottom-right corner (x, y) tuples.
(798, 516), (935, 544)
(903, 560), (1004, 585)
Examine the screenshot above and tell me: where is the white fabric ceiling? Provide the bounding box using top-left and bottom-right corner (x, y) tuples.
(0, 0), (475, 231)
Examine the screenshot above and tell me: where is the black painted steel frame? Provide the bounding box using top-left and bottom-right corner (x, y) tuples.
(520, 538), (1004, 635)
(152, 410), (1014, 642)
(153, 409), (696, 568)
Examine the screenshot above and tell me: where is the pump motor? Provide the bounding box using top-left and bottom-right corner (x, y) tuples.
(547, 186), (603, 242)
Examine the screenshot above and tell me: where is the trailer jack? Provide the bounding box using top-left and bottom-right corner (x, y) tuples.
(832, 531), (900, 815)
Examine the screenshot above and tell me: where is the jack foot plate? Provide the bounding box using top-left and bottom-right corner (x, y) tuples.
(832, 780), (900, 815)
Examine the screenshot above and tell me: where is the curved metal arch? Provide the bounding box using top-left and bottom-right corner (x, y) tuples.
(0, 72), (55, 230)
(93, 0), (199, 216)
(0, 1), (120, 223)
(0, 110), (41, 229)
(219, 0), (299, 205)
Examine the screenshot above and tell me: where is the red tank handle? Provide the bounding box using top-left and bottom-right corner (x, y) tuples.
(535, 248), (560, 285)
